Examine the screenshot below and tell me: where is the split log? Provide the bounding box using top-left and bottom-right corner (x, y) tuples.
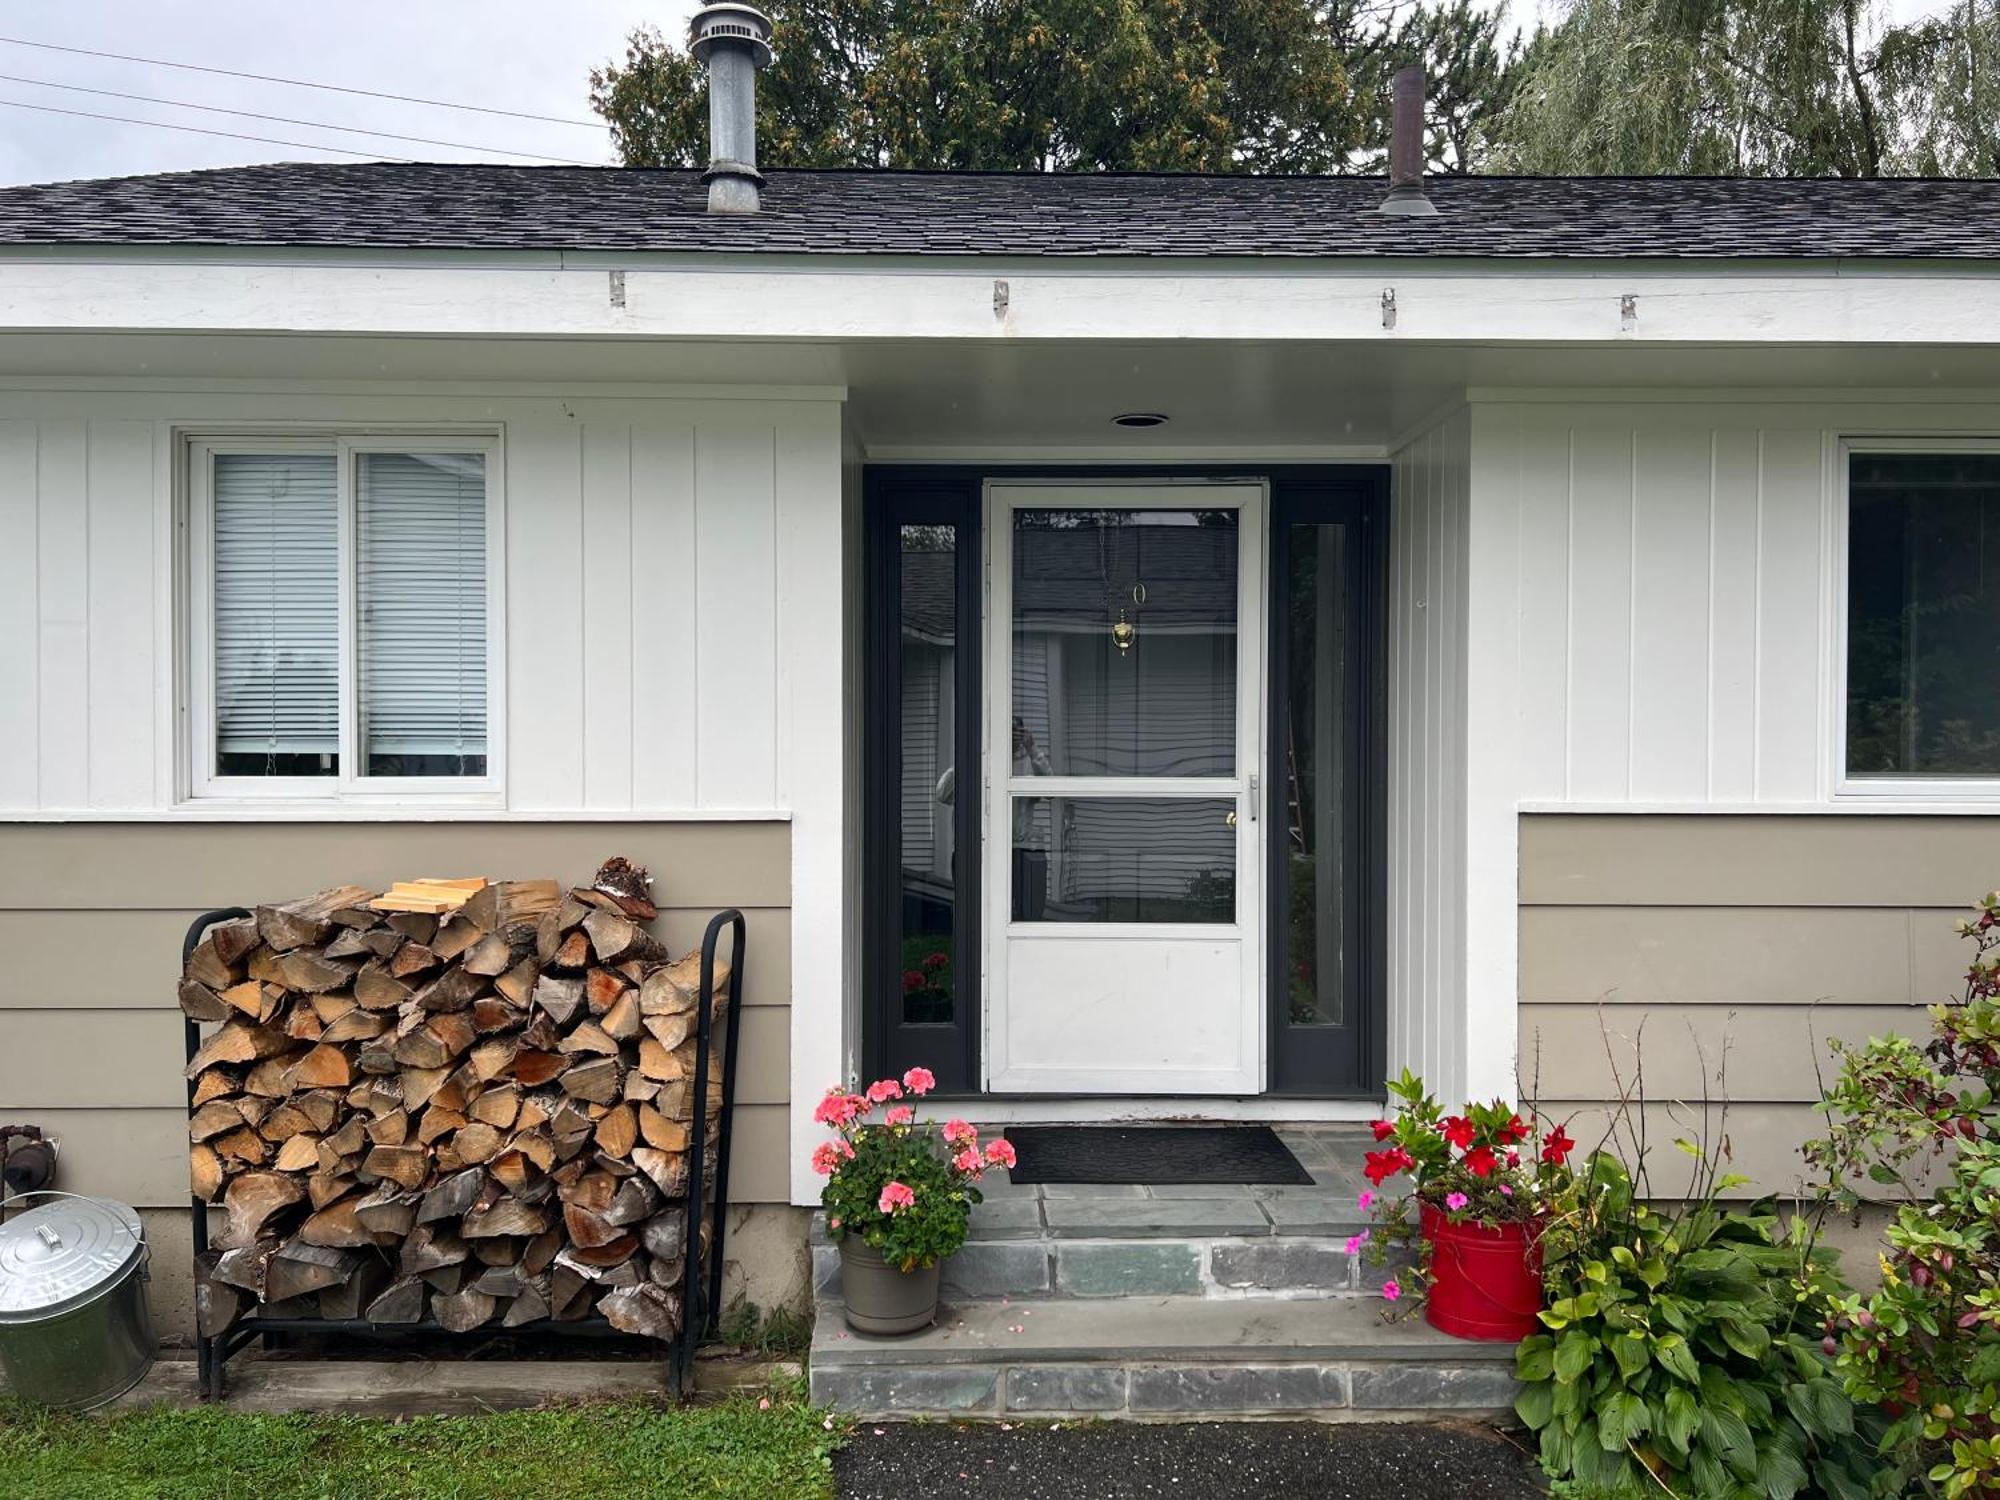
(591, 856), (658, 920)
(257, 886), (375, 953)
(218, 1172), (305, 1250)
(365, 1276), (428, 1324)
(266, 1241), (359, 1303)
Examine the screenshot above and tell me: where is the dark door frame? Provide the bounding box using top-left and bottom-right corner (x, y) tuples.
(863, 463), (1388, 1100)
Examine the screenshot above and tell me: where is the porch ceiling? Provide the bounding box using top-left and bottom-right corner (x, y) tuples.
(3, 331), (1997, 453)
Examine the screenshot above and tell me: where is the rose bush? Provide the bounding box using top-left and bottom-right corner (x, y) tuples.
(811, 1067), (1011, 1271)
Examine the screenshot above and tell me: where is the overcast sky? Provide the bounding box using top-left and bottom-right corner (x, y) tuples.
(0, 1), (1948, 187)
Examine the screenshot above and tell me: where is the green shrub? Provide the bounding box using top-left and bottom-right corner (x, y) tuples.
(1808, 892), (2000, 1498)
(1515, 1147), (1893, 1498)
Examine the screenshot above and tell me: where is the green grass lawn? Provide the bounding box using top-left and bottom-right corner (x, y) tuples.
(0, 1393), (847, 1500)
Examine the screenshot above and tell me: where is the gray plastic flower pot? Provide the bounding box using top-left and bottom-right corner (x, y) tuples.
(838, 1237), (941, 1335)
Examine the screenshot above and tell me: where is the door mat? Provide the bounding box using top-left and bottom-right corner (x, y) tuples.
(1001, 1124), (1314, 1186)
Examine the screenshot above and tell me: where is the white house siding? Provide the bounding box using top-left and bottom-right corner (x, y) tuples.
(0, 381), (849, 1221)
(1471, 394), (2000, 1186)
(1478, 394), (2000, 809)
(0, 387), (842, 817)
(1387, 407), (1473, 1101)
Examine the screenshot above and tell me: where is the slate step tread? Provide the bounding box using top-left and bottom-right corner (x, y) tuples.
(811, 1293), (1517, 1368)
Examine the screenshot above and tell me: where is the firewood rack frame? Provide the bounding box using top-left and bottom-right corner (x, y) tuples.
(181, 904), (747, 1403)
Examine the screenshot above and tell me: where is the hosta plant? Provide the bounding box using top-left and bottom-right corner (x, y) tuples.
(1515, 1145), (1891, 1500)
(1808, 892), (2000, 1499)
(811, 1067), (1013, 1271)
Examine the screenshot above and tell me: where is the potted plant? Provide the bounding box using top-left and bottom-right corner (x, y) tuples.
(811, 1067), (1014, 1335)
(1357, 1068), (1573, 1341)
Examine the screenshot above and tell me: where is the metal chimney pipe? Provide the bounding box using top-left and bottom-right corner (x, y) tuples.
(1377, 65), (1438, 217)
(689, 4), (774, 214)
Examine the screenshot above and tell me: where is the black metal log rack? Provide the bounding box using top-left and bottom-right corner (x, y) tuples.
(181, 904), (746, 1401)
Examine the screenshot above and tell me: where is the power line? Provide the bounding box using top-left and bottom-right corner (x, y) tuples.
(0, 97), (423, 162)
(0, 71), (599, 164)
(0, 34), (603, 129)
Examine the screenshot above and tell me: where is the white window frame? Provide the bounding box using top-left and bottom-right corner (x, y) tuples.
(184, 431), (506, 805)
(1830, 435), (2000, 801)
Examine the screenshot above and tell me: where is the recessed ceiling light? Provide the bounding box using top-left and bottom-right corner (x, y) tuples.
(1112, 412), (1169, 428)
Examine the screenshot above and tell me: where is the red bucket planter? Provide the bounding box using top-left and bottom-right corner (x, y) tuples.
(1420, 1201), (1545, 1342)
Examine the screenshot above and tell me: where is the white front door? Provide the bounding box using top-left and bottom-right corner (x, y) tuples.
(984, 481), (1264, 1094)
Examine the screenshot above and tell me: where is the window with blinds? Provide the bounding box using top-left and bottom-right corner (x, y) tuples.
(356, 452), (488, 777)
(195, 437), (495, 795)
(212, 452), (340, 777)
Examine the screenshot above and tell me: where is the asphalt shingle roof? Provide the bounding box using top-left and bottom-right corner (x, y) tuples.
(1, 162), (1998, 259)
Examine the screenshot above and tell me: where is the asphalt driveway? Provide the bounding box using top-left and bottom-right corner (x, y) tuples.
(835, 1419), (1545, 1499)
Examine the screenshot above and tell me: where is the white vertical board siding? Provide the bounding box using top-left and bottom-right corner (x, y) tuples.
(0, 422), (39, 807)
(1476, 397), (2000, 809)
(0, 420), (162, 812)
(0, 389), (841, 817)
(1388, 409), (1471, 1101)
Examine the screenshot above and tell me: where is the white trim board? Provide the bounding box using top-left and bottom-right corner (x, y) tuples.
(13, 261), (2000, 345)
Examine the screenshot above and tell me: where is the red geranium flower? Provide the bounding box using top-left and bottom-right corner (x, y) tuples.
(1369, 1119), (1397, 1142)
(1541, 1126), (1576, 1165)
(1463, 1144), (1498, 1177)
(1441, 1115), (1476, 1149)
(901, 970), (924, 992)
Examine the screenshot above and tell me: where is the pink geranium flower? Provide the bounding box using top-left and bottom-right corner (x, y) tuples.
(942, 1118), (977, 1146)
(866, 1078), (904, 1103)
(810, 1142), (843, 1175)
(884, 1105), (915, 1126)
(878, 1181), (916, 1214)
(1444, 1191), (1469, 1212)
(983, 1138), (1017, 1169)
(902, 1066), (937, 1096)
(952, 1147), (984, 1175)
(1381, 1279), (1402, 1302)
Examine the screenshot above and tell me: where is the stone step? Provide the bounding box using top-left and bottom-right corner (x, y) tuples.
(808, 1293), (1520, 1421)
(810, 1170), (1408, 1303)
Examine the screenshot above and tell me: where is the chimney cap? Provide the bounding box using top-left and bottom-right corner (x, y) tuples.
(689, 4), (774, 69)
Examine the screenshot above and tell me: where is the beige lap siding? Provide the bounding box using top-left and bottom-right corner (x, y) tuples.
(0, 822), (795, 1318)
(1519, 814), (1991, 1194)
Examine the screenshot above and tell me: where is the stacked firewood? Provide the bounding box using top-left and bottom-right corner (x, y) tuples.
(179, 858), (724, 1342)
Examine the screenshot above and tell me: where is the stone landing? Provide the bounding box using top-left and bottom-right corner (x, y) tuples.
(809, 1126), (1523, 1420)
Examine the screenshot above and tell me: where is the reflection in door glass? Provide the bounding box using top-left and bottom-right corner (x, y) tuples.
(899, 523), (957, 1023)
(1283, 523), (1345, 1026)
(1011, 509), (1237, 777)
(1011, 796), (1235, 923)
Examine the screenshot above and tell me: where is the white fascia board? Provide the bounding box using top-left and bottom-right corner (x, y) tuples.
(4, 253), (2000, 345)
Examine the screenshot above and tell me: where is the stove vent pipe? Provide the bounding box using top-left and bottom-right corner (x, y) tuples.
(689, 4), (775, 214)
(1377, 65), (1438, 217)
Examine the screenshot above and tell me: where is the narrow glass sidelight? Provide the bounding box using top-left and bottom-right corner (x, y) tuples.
(1267, 474), (1384, 1098)
(1281, 522), (1348, 1026)
(897, 522), (959, 1025)
(863, 475), (982, 1096)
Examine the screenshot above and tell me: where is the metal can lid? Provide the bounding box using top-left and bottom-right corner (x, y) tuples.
(0, 1194), (144, 1323)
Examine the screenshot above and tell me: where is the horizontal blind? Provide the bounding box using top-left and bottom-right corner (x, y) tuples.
(212, 451), (339, 761)
(356, 451), (488, 772)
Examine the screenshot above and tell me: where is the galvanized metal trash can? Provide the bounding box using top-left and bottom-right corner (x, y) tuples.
(0, 1191), (154, 1409)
